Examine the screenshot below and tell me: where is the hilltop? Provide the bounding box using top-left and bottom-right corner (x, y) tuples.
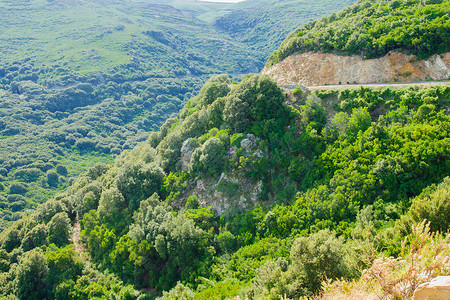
(264, 0), (450, 86)
(267, 0), (450, 67)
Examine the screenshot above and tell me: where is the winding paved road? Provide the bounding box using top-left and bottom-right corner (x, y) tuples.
(280, 80), (450, 90)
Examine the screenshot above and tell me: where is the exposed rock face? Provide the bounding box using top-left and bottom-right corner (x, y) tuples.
(262, 51), (450, 86)
(181, 134), (267, 216)
(191, 174), (263, 216)
(180, 138), (195, 171)
(413, 276), (450, 300)
(240, 133), (257, 152)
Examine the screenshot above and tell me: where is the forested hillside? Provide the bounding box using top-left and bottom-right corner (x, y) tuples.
(0, 0), (354, 229)
(268, 0), (450, 67)
(0, 74), (448, 299)
(213, 0), (355, 56)
(0, 0), (449, 299)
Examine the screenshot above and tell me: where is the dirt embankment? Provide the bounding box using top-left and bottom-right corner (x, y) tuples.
(262, 51), (450, 86)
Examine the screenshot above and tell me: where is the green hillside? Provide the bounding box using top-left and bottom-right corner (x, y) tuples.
(0, 0), (449, 299)
(0, 0), (355, 229)
(0, 0), (261, 74)
(213, 0), (356, 56)
(0, 74), (448, 299)
(267, 0), (450, 67)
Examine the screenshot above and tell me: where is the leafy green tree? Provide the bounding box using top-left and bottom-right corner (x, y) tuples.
(157, 282), (194, 300)
(184, 207), (217, 232)
(409, 177), (450, 232)
(128, 193), (172, 244)
(56, 164), (68, 176)
(47, 170), (59, 187)
(34, 199), (68, 223)
(9, 183), (28, 195)
(208, 98), (225, 129)
(14, 168), (44, 182)
(48, 212), (71, 246)
(199, 137), (227, 176)
(2, 227), (21, 252)
(288, 229), (350, 294)
(224, 75), (288, 139)
(185, 195), (200, 210)
(0, 248), (9, 272)
(15, 248), (49, 300)
(108, 234), (136, 283)
(300, 97), (327, 132)
(347, 107), (371, 138)
(155, 214), (211, 289)
(115, 162), (165, 210)
(21, 224), (48, 252)
(98, 185), (128, 231)
(216, 231), (237, 253)
(292, 86), (303, 97)
(197, 78), (230, 107)
(251, 257), (289, 298)
(46, 244), (83, 289)
(224, 96), (251, 133)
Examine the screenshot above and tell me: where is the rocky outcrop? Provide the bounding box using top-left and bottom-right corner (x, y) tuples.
(176, 134), (268, 216)
(262, 51), (450, 86)
(180, 138), (195, 171)
(413, 276), (450, 300)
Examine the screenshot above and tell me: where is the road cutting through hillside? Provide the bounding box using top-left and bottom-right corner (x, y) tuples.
(280, 80), (450, 91)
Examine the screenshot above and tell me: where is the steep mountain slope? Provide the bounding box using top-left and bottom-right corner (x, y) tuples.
(0, 0), (448, 299)
(0, 74), (448, 299)
(0, 0), (354, 229)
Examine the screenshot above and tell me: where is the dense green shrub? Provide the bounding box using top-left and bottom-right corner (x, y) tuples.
(409, 177), (450, 232)
(55, 164), (68, 176)
(21, 224), (48, 251)
(48, 212), (71, 246)
(47, 170), (59, 187)
(115, 162), (165, 210)
(185, 195), (200, 210)
(15, 248), (49, 300)
(46, 245), (84, 289)
(14, 168), (43, 182)
(223, 75), (289, 139)
(9, 183), (28, 195)
(285, 229), (350, 296)
(292, 86), (303, 97)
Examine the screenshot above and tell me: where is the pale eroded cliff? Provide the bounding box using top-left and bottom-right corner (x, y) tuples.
(262, 51), (450, 86)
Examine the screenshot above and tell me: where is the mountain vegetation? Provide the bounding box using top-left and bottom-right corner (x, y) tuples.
(0, 0), (354, 229)
(213, 0), (355, 55)
(267, 0), (450, 67)
(0, 0), (449, 299)
(0, 73), (448, 299)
